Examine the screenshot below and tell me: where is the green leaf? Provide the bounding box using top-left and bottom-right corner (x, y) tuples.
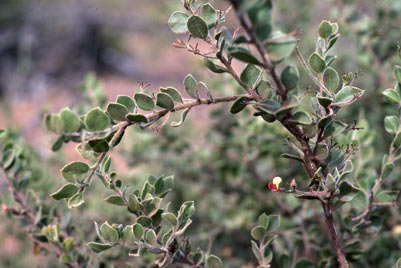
(126, 113), (148, 124)
(63, 237), (75, 251)
(85, 107), (110, 131)
(137, 216), (152, 227)
(230, 96), (250, 114)
(382, 88), (401, 104)
(266, 215), (280, 232)
(106, 102), (128, 121)
(100, 222), (119, 243)
(87, 242), (112, 253)
(325, 174), (336, 192)
(395, 65), (401, 83)
(323, 67), (340, 91)
(141, 181), (155, 200)
(128, 194), (140, 213)
(258, 213), (269, 228)
(122, 225), (135, 245)
(281, 64), (299, 90)
(206, 255), (223, 268)
(376, 190), (399, 202)
(317, 95), (333, 108)
(160, 87), (183, 103)
(60, 108), (80, 133)
(134, 93), (155, 111)
(251, 226), (266, 240)
(145, 229), (157, 244)
(309, 52), (326, 73)
(154, 175), (174, 197)
(338, 181), (360, 202)
(322, 120), (347, 139)
(51, 135), (65, 152)
(240, 64), (262, 88)
(156, 92), (175, 110)
(2, 149), (15, 169)
(334, 86), (364, 106)
(162, 212), (178, 226)
(50, 184), (79, 201)
(227, 46), (262, 65)
(184, 74), (199, 99)
(171, 108), (190, 127)
(116, 95), (135, 112)
(187, 15), (208, 39)
(394, 132), (401, 148)
(133, 223), (144, 240)
(384, 115), (399, 134)
(61, 161), (90, 183)
(255, 80), (272, 99)
(318, 20), (333, 38)
(67, 193), (84, 208)
(88, 138), (109, 153)
(203, 58), (227, 73)
(49, 114), (64, 133)
(104, 195), (125, 206)
(295, 258), (315, 268)
(246, 0), (272, 40)
(200, 82), (214, 101)
(315, 144), (329, 161)
(265, 31), (296, 62)
(289, 111), (312, 125)
(200, 3), (218, 28)
(382, 162), (394, 178)
(168, 11), (189, 34)
(178, 201), (195, 224)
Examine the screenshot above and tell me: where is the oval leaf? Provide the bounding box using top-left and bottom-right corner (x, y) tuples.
(187, 15), (208, 39)
(51, 184), (79, 201)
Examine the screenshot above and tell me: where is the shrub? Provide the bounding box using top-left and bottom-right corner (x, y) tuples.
(1, 1), (400, 267)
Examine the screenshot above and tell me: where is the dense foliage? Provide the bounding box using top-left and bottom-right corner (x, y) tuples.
(1, 0), (400, 268)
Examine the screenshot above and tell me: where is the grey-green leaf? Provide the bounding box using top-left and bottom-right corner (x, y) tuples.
(184, 74), (199, 99)
(281, 65), (299, 90)
(134, 93), (155, 111)
(51, 184), (79, 201)
(126, 113), (148, 124)
(384, 115), (399, 134)
(60, 108), (80, 133)
(160, 87), (183, 103)
(227, 46), (262, 65)
(104, 195), (125, 206)
(206, 255), (223, 268)
(100, 222), (119, 243)
(187, 15), (208, 39)
(240, 64), (262, 88)
(265, 31), (296, 62)
(230, 96), (250, 114)
(156, 92), (175, 110)
(168, 11), (189, 34)
(87, 242), (112, 253)
(85, 107), (110, 131)
(323, 67), (340, 91)
(88, 138), (109, 153)
(200, 3), (218, 28)
(67, 193), (84, 209)
(116, 95), (136, 112)
(162, 212), (178, 226)
(334, 86), (364, 106)
(318, 20), (333, 38)
(382, 88), (401, 104)
(171, 108), (191, 127)
(61, 161), (90, 182)
(107, 102), (129, 121)
(309, 53), (326, 73)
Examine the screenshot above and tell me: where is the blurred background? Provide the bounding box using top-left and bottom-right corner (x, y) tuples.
(0, 0), (400, 267)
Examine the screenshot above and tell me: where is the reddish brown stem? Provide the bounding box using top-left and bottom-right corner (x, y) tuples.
(321, 202), (349, 268)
